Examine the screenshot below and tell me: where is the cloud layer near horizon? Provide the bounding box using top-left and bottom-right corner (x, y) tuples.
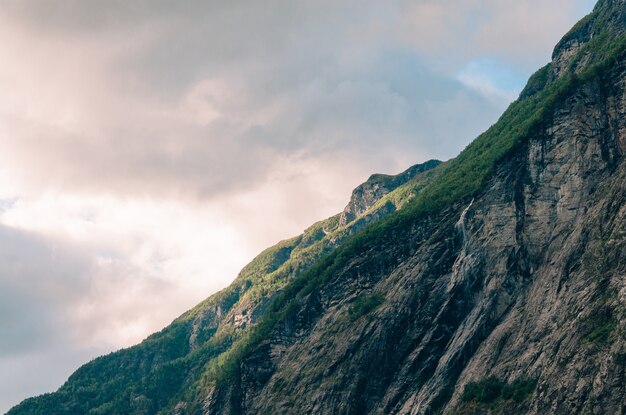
(0, 0), (595, 411)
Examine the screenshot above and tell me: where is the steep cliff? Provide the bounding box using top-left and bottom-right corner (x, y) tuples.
(8, 1), (626, 414)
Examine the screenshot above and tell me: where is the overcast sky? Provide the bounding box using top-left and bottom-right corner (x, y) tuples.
(0, 0), (596, 412)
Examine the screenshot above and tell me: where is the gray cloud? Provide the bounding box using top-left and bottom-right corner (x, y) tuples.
(0, 225), (96, 410)
(0, 226), (88, 353)
(0, 0), (593, 200)
(0, 223), (191, 412)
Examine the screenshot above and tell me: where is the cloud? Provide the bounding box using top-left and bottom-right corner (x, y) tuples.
(0, 213), (243, 410)
(457, 58), (527, 103)
(0, 0), (597, 412)
(0, 225), (105, 409)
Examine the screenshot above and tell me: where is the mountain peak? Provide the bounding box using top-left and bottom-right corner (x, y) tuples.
(552, 0), (626, 77)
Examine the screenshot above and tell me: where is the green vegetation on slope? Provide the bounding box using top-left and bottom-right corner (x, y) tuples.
(461, 377), (537, 404)
(580, 308), (617, 346)
(456, 377), (537, 415)
(348, 293), (386, 321)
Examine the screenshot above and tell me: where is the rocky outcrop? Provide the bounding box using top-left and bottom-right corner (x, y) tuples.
(339, 160), (441, 226)
(552, 0), (625, 77)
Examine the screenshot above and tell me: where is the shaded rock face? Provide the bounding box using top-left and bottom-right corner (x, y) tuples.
(339, 160), (441, 227)
(204, 44), (626, 415)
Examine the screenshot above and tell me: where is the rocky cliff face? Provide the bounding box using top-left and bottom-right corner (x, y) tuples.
(8, 2), (626, 415)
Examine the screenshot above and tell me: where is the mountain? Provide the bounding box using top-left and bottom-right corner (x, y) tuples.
(9, 1), (626, 414)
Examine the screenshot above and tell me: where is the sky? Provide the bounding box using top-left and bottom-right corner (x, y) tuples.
(0, 0), (597, 412)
